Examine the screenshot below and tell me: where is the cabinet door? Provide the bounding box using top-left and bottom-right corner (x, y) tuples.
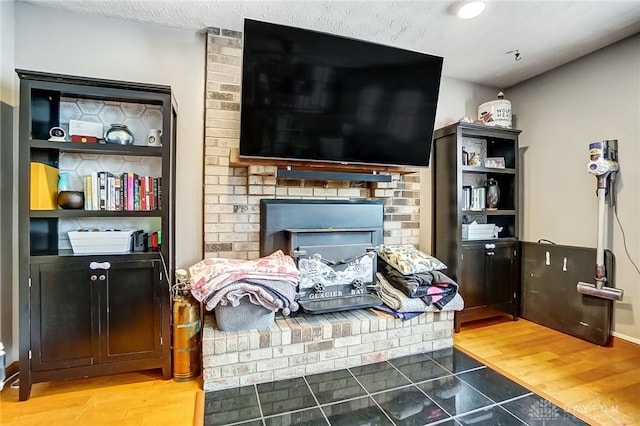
(99, 259), (163, 362)
(459, 245), (487, 309)
(485, 243), (516, 306)
(30, 260), (97, 371)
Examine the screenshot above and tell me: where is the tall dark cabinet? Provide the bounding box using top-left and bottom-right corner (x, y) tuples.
(432, 122), (521, 332)
(17, 70), (176, 400)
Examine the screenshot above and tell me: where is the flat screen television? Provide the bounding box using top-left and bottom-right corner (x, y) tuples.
(239, 19), (443, 168)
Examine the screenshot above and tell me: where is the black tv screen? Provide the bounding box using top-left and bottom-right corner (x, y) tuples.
(239, 19), (443, 167)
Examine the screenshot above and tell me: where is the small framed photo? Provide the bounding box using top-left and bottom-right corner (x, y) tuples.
(484, 157), (505, 169)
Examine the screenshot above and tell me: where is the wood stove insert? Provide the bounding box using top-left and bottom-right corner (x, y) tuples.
(260, 199), (385, 314)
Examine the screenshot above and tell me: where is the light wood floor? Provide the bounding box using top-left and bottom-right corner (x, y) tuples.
(0, 370), (201, 426)
(455, 318), (640, 426)
(1, 318), (639, 426)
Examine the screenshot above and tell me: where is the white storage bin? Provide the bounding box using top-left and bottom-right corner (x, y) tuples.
(68, 230), (134, 254)
(462, 223), (497, 240)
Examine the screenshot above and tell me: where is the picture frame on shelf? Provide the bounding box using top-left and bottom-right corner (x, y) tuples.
(484, 157), (505, 169)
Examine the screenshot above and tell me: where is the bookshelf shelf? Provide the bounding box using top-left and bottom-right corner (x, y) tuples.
(30, 209), (162, 218)
(30, 139), (163, 157)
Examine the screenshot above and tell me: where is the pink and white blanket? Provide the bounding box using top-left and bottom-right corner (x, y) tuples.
(188, 250), (300, 311)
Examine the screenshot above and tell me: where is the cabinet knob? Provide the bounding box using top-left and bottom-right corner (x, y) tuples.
(487, 251), (495, 256)
(90, 261), (111, 270)
(485, 243), (496, 249)
(90, 275), (98, 281)
(99, 275), (106, 281)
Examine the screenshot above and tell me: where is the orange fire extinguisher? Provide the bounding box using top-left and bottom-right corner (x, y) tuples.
(172, 269), (201, 381)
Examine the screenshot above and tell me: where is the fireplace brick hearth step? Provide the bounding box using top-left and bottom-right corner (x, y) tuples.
(201, 309), (455, 392)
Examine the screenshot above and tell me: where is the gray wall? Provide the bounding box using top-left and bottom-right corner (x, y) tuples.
(509, 34), (640, 342)
(9, 2), (206, 365)
(15, 2), (206, 270)
(419, 78), (501, 251)
(0, 0), (17, 363)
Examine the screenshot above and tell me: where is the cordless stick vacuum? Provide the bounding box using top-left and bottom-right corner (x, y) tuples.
(576, 140), (624, 301)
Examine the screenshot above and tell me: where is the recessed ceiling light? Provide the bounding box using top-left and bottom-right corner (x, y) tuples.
(457, 0), (486, 19)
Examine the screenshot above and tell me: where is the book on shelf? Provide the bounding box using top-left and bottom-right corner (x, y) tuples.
(150, 177), (157, 211)
(84, 175), (92, 210)
(134, 176), (140, 211)
(119, 174), (126, 211)
(98, 171), (107, 211)
(114, 175), (121, 211)
(140, 176), (147, 211)
(107, 173), (115, 211)
(91, 171), (99, 211)
(156, 177), (162, 210)
(126, 172), (136, 211)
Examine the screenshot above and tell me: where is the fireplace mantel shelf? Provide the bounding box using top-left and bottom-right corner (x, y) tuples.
(228, 148), (419, 176)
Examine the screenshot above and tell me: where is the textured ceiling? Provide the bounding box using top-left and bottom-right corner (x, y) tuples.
(21, 0), (640, 87)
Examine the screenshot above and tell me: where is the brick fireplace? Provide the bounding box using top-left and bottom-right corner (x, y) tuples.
(200, 28), (455, 392)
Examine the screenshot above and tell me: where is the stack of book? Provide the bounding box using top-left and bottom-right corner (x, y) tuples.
(83, 172), (161, 211)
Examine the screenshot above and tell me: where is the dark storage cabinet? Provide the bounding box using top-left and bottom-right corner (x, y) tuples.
(30, 257), (163, 372)
(457, 241), (519, 331)
(432, 122), (521, 330)
(17, 70), (176, 400)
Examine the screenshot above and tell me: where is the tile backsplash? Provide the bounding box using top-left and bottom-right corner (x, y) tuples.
(59, 97), (162, 146)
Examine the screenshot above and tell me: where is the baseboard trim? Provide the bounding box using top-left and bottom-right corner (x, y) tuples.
(612, 331), (640, 346)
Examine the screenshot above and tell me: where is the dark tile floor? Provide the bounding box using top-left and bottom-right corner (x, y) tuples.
(203, 347), (588, 426)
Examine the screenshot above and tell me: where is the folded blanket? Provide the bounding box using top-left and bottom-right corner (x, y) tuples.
(238, 278), (299, 315)
(376, 273), (429, 312)
(189, 250), (299, 305)
(206, 281), (287, 312)
(202, 279), (299, 316)
(382, 260), (434, 297)
(380, 258), (459, 309)
(377, 271), (461, 311)
(420, 270), (458, 309)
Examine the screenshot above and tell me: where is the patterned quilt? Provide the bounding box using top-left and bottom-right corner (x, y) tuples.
(379, 245), (447, 275)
